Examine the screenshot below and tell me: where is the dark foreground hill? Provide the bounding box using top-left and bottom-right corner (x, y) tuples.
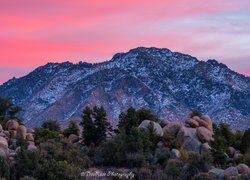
(0, 47), (249, 128)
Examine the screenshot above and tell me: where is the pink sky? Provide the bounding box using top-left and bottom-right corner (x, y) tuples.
(1, 0), (250, 84)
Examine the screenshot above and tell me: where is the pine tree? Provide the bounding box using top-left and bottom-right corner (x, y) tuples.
(118, 107), (139, 134)
(137, 108), (159, 123)
(0, 96), (22, 125)
(92, 106), (112, 145)
(80, 106), (95, 146)
(63, 120), (80, 137)
(241, 128), (250, 153)
(42, 120), (61, 132)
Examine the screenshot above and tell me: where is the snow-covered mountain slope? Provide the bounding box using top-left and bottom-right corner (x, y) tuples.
(0, 47), (249, 129)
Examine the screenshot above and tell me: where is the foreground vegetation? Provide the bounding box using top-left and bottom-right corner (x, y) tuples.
(0, 97), (250, 179)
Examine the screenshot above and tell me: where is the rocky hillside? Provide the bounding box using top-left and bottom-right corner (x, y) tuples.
(0, 47), (249, 128)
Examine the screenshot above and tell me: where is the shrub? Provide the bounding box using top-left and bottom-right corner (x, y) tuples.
(181, 164), (199, 180)
(39, 139), (87, 167)
(127, 153), (146, 168)
(41, 120), (61, 132)
(163, 133), (180, 149)
(35, 128), (60, 144)
(192, 172), (211, 180)
(63, 120), (80, 138)
(179, 149), (189, 163)
(152, 142), (170, 166)
(0, 156), (10, 180)
(243, 148), (250, 166)
(211, 149), (227, 167)
(181, 153), (212, 179)
(34, 159), (81, 180)
(101, 127), (155, 167)
(188, 153), (213, 172)
(12, 146), (40, 179)
(34, 120), (62, 144)
(164, 159), (183, 177)
(136, 167), (152, 180)
(13, 139), (88, 180)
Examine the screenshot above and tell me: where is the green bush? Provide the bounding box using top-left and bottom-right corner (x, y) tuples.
(179, 149), (189, 163)
(136, 166), (152, 180)
(41, 120), (61, 132)
(34, 120), (62, 144)
(243, 148), (250, 166)
(192, 172), (211, 180)
(152, 142), (170, 166)
(35, 128), (60, 144)
(211, 149), (227, 167)
(164, 159), (183, 177)
(0, 156), (10, 180)
(12, 138), (89, 180)
(39, 139), (87, 167)
(12, 147), (40, 179)
(101, 127), (156, 167)
(34, 159), (81, 180)
(188, 153), (213, 172)
(180, 153), (212, 180)
(163, 133), (179, 149)
(127, 153), (146, 168)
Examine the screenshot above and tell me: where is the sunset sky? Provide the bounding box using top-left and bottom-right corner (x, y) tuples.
(1, 0), (250, 84)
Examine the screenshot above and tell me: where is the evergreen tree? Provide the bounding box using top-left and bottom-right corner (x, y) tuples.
(63, 120), (80, 137)
(137, 108), (159, 123)
(80, 106), (95, 146)
(92, 106), (112, 145)
(42, 120), (61, 132)
(145, 121), (158, 150)
(241, 128), (250, 153)
(0, 96), (22, 125)
(219, 122), (235, 147)
(35, 120), (61, 144)
(118, 107), (139, 134)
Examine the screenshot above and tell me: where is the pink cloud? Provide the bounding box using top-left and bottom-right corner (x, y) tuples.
(0, 0), (250, 84)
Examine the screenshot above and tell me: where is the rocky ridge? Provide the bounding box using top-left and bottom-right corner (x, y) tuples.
(0, 47), (249, 129)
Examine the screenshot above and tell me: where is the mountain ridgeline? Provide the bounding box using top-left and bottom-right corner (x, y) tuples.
(0, 47), (249, 129)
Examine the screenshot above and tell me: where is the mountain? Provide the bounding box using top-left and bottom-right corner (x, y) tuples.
(0, 47), (249, 129)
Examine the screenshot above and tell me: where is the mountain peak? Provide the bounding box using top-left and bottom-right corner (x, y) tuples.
(111, 47), (199, 66)
(0, 47), (249, 129)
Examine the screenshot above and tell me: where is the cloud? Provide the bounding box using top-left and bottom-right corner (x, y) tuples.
(0, 0), (250, 84)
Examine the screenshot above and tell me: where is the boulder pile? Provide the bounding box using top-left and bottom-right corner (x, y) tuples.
(137, 114), (214, 154)
(0, 119), (37, 162)
(162, 114), (214, 154)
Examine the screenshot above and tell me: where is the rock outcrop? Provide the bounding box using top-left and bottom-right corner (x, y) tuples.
(6, 120), (19, 131)
(196, 127), (214, 143)
(162, 114), (214, 153)
(0, 136), (8, 150)
(237, 164), (250, 174)
(0, 119), (37, 162)
(163, 122), (181, 137)
(182, 114), (214, 153)
(224, 167), (239, 179)
(17, 125), (27, 140)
